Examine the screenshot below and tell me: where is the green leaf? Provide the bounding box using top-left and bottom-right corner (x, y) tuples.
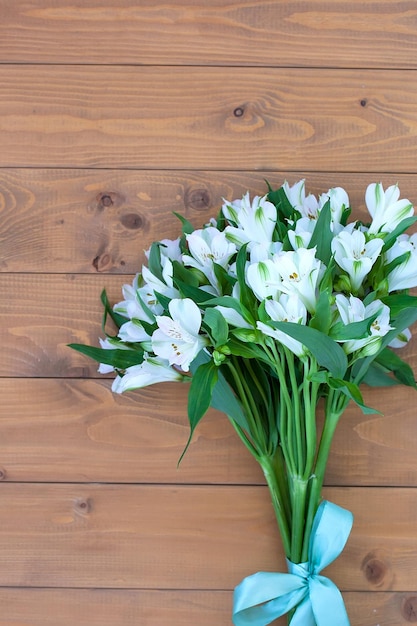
(203, 296), (255, 325)
(309, 288), (332, 334)
(327, 377), (381, 414)
(190, 350), (249, 431)
(308, 199), (333, 265)
(269, 322), (348, 378)
(384, 251), (411, 276)
(380, 294), (417, 317)
(382, 216), (417, 252)
(236, 244), (255, 313)
(212, 262), (235, 295)
(174, 279), (216, 303)
(100, 289), (126, 333)
(374, 348), (417, 388)
(148, 242), (164, 282)
(68, 344), (144, 369)
(173, 211), (195, 235)
(329, 312), (378, 341)
(179, 360), (219, 463)
(154, 290), (171, 311)
(361, 362), (400, 387)
(267, 186), (295, 220)
(172, 260), (200, 288)
(203, 308), (229, 347)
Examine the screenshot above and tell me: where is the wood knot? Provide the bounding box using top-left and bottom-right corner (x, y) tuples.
(120, 212), (145, 230)
(74, 498), (92, 515)
(184, 187), (212, 211)
(95, 191), (123, 211)
(92, 253), (112, 272)
(360, 98), (368, 107)
(402, 596), (417, 622)
(233, 106), (245, 117)
(361, 552), (388, 587)
(0, 467), (7, 480)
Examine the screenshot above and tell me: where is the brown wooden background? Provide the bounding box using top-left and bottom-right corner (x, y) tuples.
(1, 1), (417, 624)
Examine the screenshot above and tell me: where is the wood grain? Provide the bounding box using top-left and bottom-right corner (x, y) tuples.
(0, 588), (414, 626)
(1, 379), (417, 488)
(0, 483), (414, 592)
(2, 168), (417, 274)
(2, 66), (417, 171)
(1, 1), (417, 69)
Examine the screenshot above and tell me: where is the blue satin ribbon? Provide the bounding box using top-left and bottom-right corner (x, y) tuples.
(232, 500), (353, 626)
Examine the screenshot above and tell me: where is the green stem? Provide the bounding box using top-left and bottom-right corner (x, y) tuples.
(260, 454), (291, 557)
(289, 475), (309, 563)
(300, 390), (348, 561)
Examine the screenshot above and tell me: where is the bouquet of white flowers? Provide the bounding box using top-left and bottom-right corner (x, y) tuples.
(71, 179), (417, 626)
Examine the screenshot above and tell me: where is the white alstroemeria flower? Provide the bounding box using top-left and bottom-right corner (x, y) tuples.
(215, 305), (252, 329)
(366, 183), (414, 235)
(288, 217), (316, 250)
(250, 241), (283, 263)
(246, 259), (282, 301)
(183, 227), (236, 292)
(388, 328), (412, 349)
(111, 355), (185, 393)
(113, 274), (157, 322)
(141, 256), (180, 301)
(331, 228), (384, 291)
(257, 294), (308, 357)
(152, 298), (208, 371)
(272, 248), (323, 314)
(160, 237), (182, 261)
(282, 180), (319, 219)
(118, 320), (152, 344)
(319, 186), (350, 228)
(145, 237), (182, 263)
(334, 295), (392, 356)
(222, 193), (277, 248)
(386, 233), (417, 292)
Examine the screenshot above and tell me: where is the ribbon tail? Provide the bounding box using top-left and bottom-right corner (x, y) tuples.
(232, 571), (307, 626)
(309, 575), (351, 626)
(309, 500), (354, 572)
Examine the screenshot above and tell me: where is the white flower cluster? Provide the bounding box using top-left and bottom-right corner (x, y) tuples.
(98, 180), (417, 392)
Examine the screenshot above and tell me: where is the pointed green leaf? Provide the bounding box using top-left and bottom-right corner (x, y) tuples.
(174, 279), (216, 303)
(328, 378), (381, 414)
(374, 348), (417, 388)
(329, 312), (378, 341)
(203, 308), (229, 347)
(309, 288), (332, 333)
(190, 350), (249, 431)
(308, 199), (333, 265)
(173, 211), (195, 235)
(382, 216), (417, 252)
(68, 344), (144, 369)
(172, 259), (200, 288)
(269, 322), (348, 378)
(100, 289), (126, 333)
(361, 363), (400, 387)
(178, 360), (219, 463)
(148, 242), (164, 282)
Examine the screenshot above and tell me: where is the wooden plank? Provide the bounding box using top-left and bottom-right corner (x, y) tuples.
(1, 379), (417, 488)
(2, 273), (417, 379)
(0, 378), (262, 485)
(1, 1), (417, 70)
(0, 588), (414, 626)
(0, 484), (415, 591)
(2, 168), (417, 274)
(1, 66), (417, 171)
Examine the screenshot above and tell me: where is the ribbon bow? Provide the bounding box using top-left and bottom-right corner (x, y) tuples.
(232, 500), (353, 626)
